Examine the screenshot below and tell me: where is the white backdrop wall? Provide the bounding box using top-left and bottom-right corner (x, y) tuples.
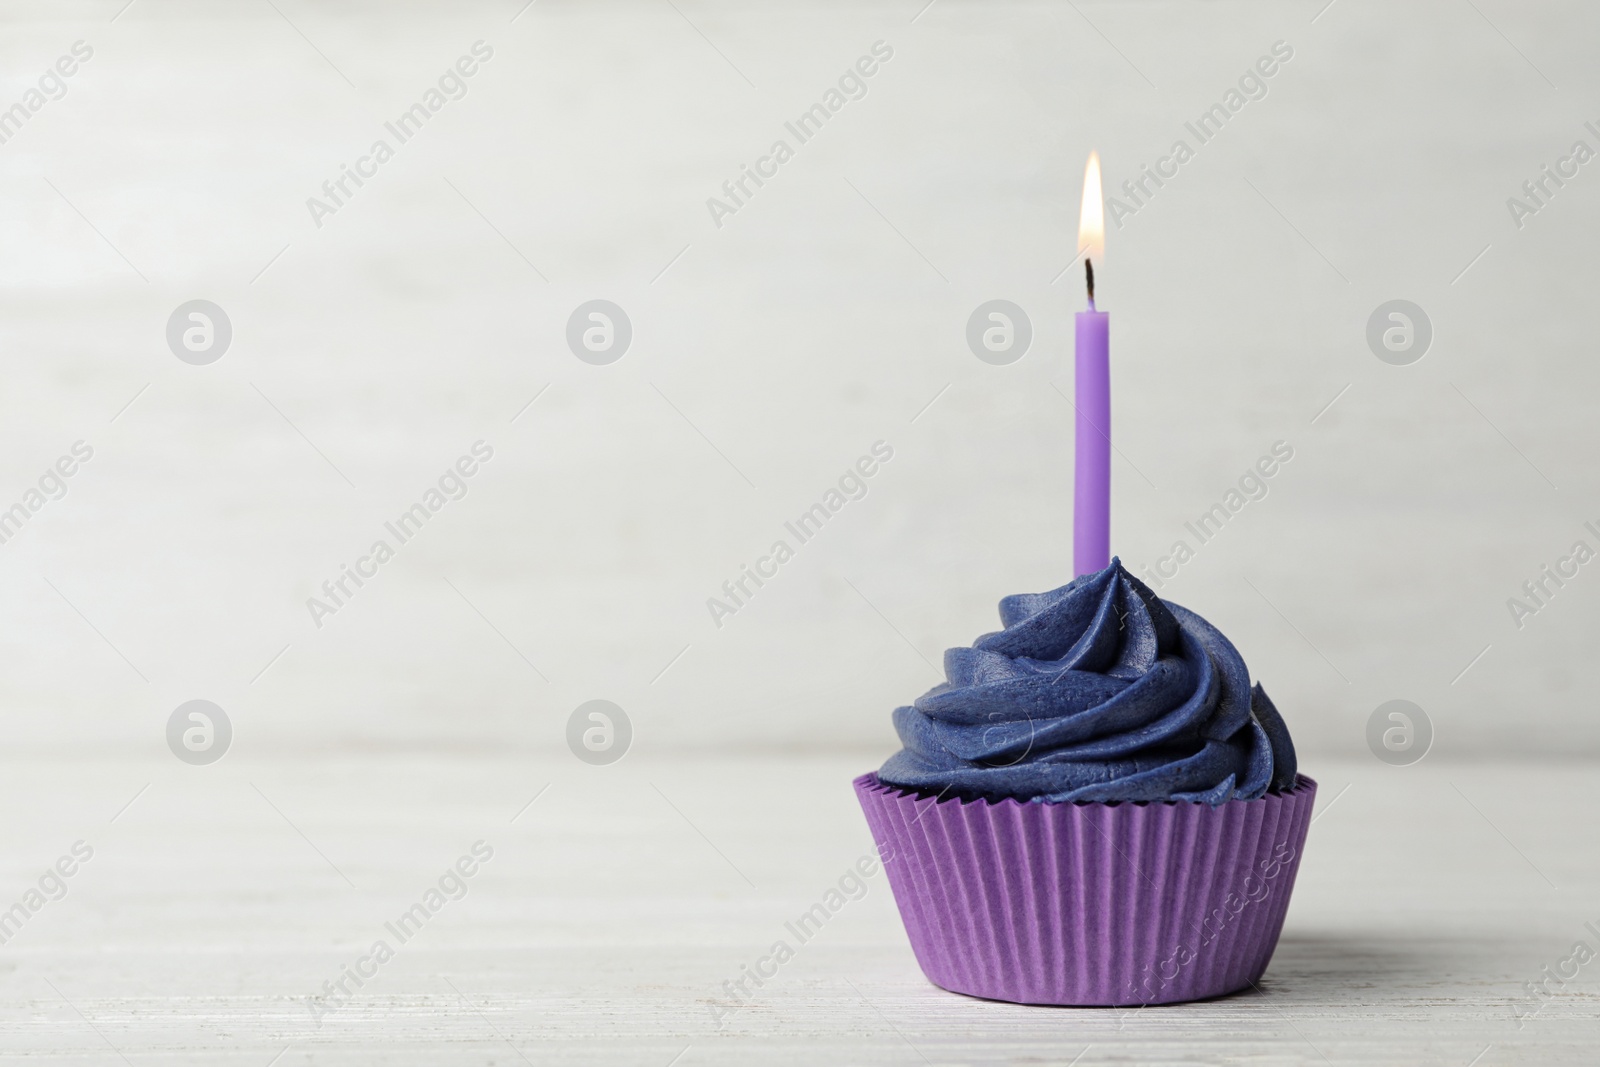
(0, 0), (1596, 761)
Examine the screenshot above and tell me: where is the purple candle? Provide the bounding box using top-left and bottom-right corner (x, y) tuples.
(1074, 151), (1110, 578)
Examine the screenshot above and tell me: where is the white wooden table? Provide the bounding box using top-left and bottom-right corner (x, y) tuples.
(0, 753), (1593, 1065)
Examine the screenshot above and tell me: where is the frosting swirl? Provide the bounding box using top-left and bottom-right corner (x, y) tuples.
(877, 559), (1297, 805)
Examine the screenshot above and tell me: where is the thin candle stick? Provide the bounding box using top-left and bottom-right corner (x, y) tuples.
(1074, 257), (1110, 577)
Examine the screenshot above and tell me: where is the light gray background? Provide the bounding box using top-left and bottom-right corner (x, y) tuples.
(2, 4), (1599, 1063)
(5, 0), (1595, 764)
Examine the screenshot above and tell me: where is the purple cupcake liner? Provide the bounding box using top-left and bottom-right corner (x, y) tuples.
(855, 772), (1316, 1006)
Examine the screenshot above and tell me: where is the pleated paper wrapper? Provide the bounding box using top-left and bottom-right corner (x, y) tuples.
(855, 772), (1316, 1006)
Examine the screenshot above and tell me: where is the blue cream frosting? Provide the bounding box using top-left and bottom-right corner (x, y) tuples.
(877, 559), (1297, 805)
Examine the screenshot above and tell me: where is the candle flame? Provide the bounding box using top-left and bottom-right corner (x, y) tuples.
(1078, 150), (1104, 266)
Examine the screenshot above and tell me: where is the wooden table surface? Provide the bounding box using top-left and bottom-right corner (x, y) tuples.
(0, 753), (1593, 1065)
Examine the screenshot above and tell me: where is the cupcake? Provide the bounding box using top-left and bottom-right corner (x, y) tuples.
(855, 559), (1315, 1006)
